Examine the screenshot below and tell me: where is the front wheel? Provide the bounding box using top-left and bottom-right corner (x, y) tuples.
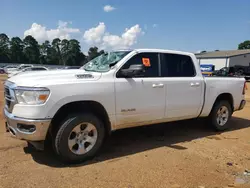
(54, 113), (105, 163)
(208, 100), (233, 131)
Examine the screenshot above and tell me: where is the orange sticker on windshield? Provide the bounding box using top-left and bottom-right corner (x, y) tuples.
(142, 58), (151, 67)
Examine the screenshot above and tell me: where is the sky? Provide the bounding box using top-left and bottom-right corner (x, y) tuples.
(1, 0), (250, 53)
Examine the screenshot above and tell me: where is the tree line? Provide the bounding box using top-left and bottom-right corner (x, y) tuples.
(2, 32), (249, 65)
(0, 33), (105, 66)
(238, 40), (250, 50)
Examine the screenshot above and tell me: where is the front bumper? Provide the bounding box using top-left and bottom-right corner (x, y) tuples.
(4, 108), (51, 141)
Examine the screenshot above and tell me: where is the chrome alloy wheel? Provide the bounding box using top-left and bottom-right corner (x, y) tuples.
(216, 106), (229, 126)
(68, 123), (98, 155)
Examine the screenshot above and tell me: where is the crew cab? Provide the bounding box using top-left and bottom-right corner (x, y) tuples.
(3, 49), (246, 163)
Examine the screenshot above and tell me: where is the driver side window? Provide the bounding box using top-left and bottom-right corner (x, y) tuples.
(118, 52), (159, 77)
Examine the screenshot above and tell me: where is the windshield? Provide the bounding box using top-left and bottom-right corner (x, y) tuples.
(82, 51), (131, 72)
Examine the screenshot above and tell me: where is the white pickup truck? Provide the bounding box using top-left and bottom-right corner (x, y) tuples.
(4, 49), (246, 163)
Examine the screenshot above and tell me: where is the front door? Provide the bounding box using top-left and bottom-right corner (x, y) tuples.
(114, 52), (165, 127)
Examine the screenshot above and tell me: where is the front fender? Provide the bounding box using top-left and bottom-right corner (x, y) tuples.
(46, 95), (111, 118)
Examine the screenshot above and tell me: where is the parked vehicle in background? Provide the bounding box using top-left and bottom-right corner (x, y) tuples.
(63, 66), (81, 69)
(234, 65), (250, 80)
(212, 66), (250, 80)
(3, 65), (19, 74)
(212, 67), (235, 77)
(5, 64), (33, 74)
(8, 66), (49, 78)
(4, 48), (246, 163)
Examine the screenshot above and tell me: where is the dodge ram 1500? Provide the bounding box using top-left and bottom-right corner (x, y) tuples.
(3, 49), (246, 163)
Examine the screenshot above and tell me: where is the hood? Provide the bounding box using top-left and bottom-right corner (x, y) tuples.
(8, 69), (102, 87)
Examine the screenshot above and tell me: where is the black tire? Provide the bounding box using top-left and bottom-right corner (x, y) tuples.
(208, 100), (233, 131)
(54, 113), (105, 163)
(237, 69), (244, 76)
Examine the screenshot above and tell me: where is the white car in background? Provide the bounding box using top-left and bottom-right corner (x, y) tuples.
(5, 64), (33, 74)
(8, 66), (49, 78)
(3, 65), (18, 73)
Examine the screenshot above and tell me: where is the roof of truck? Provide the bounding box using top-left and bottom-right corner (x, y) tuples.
(195, 49), (250, 59)
(131, 48), (195, 56)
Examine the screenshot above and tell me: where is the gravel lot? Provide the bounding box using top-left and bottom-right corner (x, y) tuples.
(0, 79), (250, 188)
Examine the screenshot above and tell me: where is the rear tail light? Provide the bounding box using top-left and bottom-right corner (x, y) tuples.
(243, 81), (247, 95)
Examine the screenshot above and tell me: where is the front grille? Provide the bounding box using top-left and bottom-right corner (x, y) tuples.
(4, 86), (15, 112)
(5, 87), (10, 96)
(6, 99), (11, 108)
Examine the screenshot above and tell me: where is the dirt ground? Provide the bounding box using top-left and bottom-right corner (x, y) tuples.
(0, 79), (250, 188)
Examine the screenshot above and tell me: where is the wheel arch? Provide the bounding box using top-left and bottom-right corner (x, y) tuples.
(210, 93), (234, 114)
(48, 100), (112, 138)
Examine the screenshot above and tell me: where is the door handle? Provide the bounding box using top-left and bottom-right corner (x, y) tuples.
(190, 82), (200, 87)
(152, 83), (164, 88)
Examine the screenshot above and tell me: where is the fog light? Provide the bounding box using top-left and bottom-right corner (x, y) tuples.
(17, 124), (36, 133)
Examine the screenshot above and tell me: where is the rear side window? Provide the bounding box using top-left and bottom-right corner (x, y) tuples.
(161, 53), (196, 77)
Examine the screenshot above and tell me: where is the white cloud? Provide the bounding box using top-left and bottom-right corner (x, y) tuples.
(24, 20), (80, 42)
(24, 20), (143, 50)
(83, 22), (106, 44)
(83, 22), (143, 50)
(103, 5), (116, 12)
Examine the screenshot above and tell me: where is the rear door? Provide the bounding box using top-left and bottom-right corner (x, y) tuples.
(160, 53), (204, 120)
(114, 52), (166, 126)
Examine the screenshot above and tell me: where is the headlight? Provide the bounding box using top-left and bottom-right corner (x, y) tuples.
(14, 87), (50, 105)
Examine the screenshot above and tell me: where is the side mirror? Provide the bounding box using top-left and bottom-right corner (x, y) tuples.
(119, 64), (145, 78)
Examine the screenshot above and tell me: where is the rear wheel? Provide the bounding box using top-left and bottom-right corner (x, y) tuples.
(208, 100), (232, 131)
(54, 113), (105, 163)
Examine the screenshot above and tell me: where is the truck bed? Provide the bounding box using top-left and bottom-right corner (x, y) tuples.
(200, 77), (245, 117)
